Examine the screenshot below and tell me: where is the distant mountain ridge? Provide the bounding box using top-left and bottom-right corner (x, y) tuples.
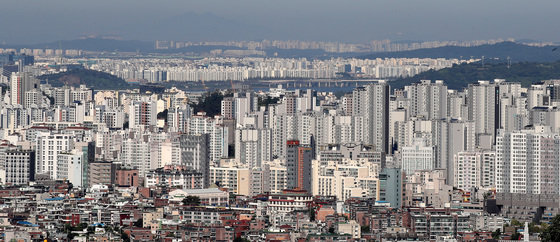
(4, 39), (560, 63)
(1, 38), (154, 52)
(359, 42), (560, 63)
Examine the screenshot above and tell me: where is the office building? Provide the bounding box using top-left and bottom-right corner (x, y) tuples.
(88, 161), (116, 186)
(379, 168), (404, 208)
(2, 150), (35, 185)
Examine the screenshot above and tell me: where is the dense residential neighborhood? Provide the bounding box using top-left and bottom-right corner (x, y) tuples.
(0, 46), (560, 241)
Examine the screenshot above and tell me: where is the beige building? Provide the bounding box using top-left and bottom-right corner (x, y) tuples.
(210, 162), (250, 195)
(263, 160), (288, 194)
(168, 188), (229, 206)
(143, 208), (164, 233)
(338, 220), (361, 239)
(312, 158), (380, 201)
(404, 169), (453, 208)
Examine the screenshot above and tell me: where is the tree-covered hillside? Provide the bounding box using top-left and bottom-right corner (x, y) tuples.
(359, 42), (560, 63)
(39, 69), (131, 90)
(391, 61), (560, 90)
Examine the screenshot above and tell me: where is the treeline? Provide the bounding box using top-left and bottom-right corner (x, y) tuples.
(39, 69), (131, 90)
(392, 61), (560, 90)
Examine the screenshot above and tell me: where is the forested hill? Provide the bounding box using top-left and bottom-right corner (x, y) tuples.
(359, 42), (560, 63)
(391, 61), (560, 90)
(39, 69), (131, 90)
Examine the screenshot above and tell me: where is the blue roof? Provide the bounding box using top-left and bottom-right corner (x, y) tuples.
(45, 197), (64, 201)
(92, 223), (105, 227)
(17, 221), (39, 227)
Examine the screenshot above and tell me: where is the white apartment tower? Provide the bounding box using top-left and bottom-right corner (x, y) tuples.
(235, 128), (272, 168)
(467, 80), (499, 145)
(121, 138), (151, 177)
(57, 150), (84, 187)
(454, 150), (495, 191)
(405, 80), (448, 120)
(495, 127), (560, 194)
(36, 133), (74, 179)
(352, 81), (389, 153)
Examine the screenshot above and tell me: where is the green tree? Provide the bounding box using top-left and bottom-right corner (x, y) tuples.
(157, 109), (168, 120)
(77, 223), (88, 230)
(258, 96), (280, 107)
(491, 229), (501, 240)
(121, 230), (130, 242)
(541, 215), (560, 242)
(529, 222), (543, 234)
(133, 218), (143, 228)
(361, 225), (371, 233)
(233, 236), (249, 242)
(511, 219), (522, 227)
(191, 91), (224, 117)
(511, 231), (522, 240)
(182, 196), (201, 206)
(309, 206), (316, 221)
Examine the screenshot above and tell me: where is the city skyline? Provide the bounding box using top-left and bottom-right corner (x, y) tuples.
(3, 1), (560, 240)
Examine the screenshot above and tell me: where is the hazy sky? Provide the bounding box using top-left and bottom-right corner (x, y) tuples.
(2, 0), (559, 44)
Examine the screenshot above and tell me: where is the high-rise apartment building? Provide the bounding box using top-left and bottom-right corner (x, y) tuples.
(10, 72), (38, 107)
(467, 80), (500, 145)
(121, 138), (151, 177)
(454, 150), (495, 191)
(188, 114), (229, 163)
(405, 80), (448, 119)
(353, 81), (389, 153)
(129, 100), (157, 128)
(235, 128), (272, 168)
(286, 140), (312, 191)
(221, 97), (234, 119)
(179, 134), (210, 188)
(495, 127), (560, 194)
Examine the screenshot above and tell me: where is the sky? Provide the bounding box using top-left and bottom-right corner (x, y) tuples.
(2, 0), (559, 44)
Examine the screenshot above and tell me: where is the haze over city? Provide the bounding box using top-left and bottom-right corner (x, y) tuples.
(4, 1), (560, 241)
(2, 0), (560, 44)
